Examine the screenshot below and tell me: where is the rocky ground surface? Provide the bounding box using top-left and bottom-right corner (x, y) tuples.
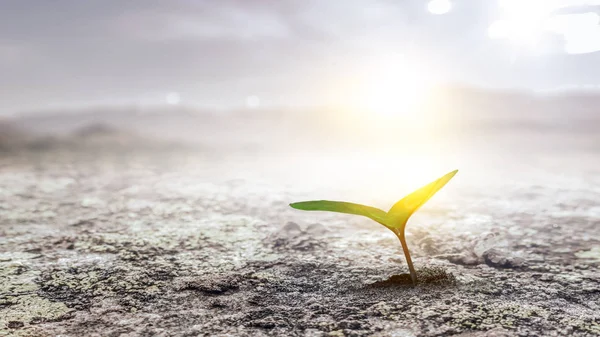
(1, 137), (600, 336)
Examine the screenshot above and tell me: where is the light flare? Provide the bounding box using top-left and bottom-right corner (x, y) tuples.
(348, 55), (437, 121)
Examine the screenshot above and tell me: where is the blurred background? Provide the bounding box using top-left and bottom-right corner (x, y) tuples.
(1, 0), (600, 205)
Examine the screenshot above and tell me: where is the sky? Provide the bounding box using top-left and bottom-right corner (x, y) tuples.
(1, 0), (600, 114)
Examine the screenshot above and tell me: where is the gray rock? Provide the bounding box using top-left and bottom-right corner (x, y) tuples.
(483, 248), (527, 268)
(282, 221), (302, 233)
(305, 222), (328, 235)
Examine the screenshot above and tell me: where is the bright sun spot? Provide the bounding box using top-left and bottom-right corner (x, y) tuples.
(427, 0), (452, 15)
(346, 55), (435, 120)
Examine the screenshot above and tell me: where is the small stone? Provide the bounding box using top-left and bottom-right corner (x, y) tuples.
(282, 221), (302, 233)
(447, 253), (480, 266)
(306, 223), (328, 235)
(483, 249), (526, 269)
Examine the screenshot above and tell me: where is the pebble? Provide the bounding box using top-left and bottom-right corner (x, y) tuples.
(483, 248), (527, 269)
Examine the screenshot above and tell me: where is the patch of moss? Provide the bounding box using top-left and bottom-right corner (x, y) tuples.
(0, 254), (71, 336)
(0, 295), (70, 336)
(559, 317), (600, 335)
(575, 247), (600, 262)
(448, 303), (549, 332)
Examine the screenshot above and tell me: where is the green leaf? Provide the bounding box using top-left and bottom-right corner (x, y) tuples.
(289, 169), (459, 285)
(289, 200), (388, 225)
(386, 169), (458, 228)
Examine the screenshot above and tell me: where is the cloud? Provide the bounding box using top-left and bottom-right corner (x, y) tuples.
(0, 0), (600, 113)
(117, 4), (292, 42)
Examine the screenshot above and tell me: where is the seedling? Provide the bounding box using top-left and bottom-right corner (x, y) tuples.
(290, 169), (458, 285)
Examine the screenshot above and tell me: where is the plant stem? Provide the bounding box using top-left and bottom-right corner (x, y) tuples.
(394, 229), (417, 285)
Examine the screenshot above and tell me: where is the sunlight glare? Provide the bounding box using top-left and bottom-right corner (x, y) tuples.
(355, 55), (434, 119)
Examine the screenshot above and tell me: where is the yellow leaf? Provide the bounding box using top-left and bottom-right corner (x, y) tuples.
(385, 169), (458, 228)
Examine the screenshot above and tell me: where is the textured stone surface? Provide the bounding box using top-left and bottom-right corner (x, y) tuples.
(1, 142), (600, 336)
